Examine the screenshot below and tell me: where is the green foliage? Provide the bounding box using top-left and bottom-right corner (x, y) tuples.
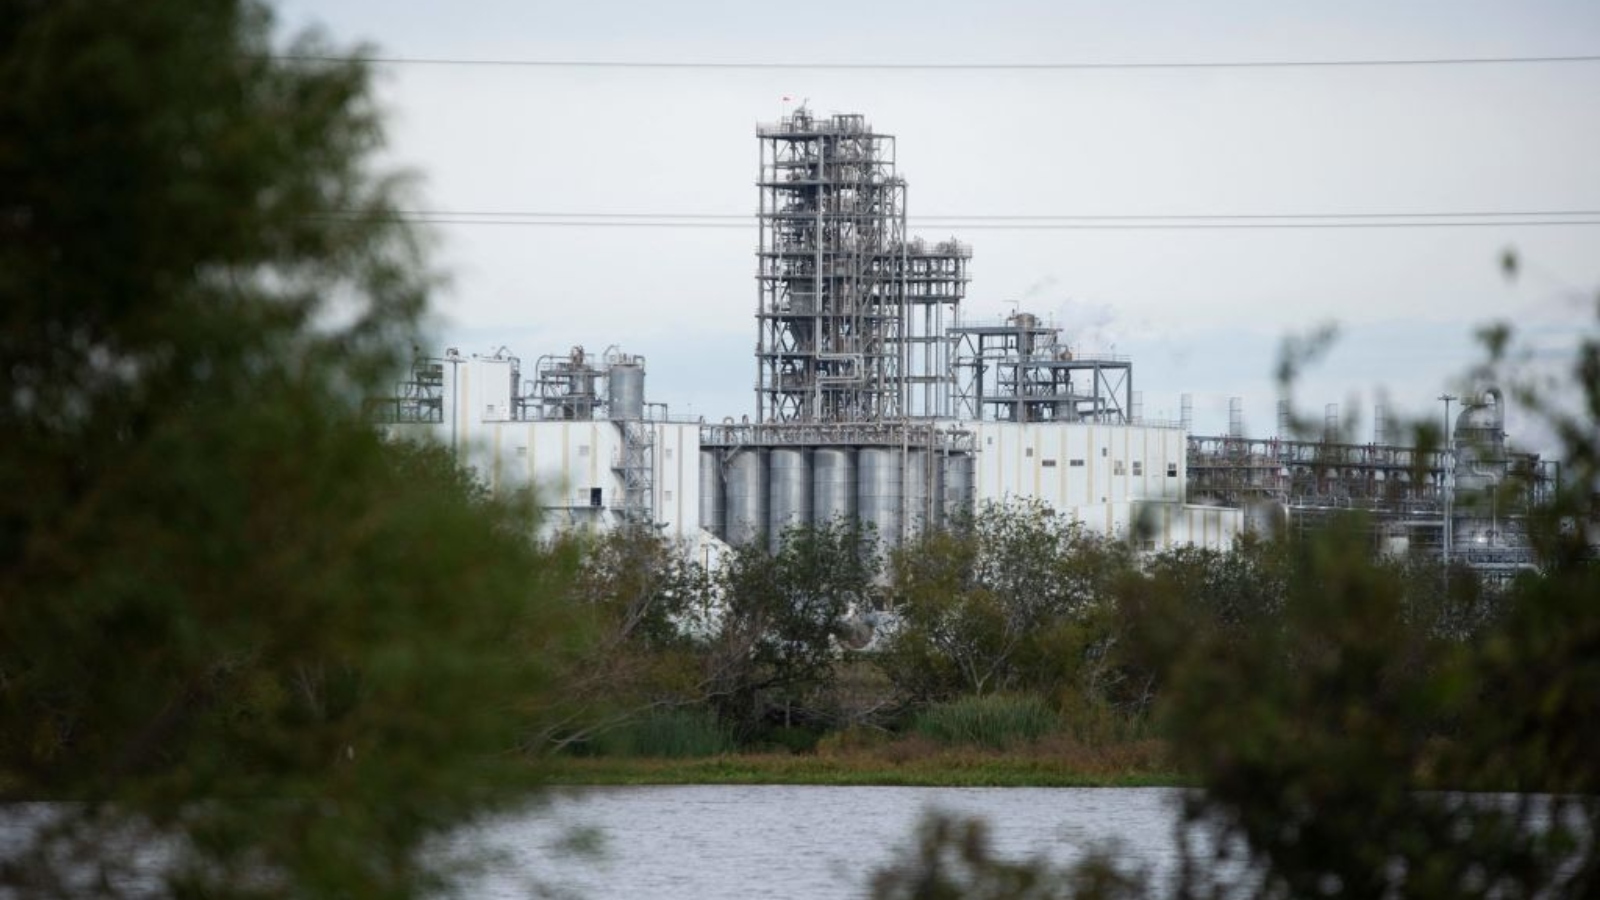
(883, 500), (1132, 704)
(704, 520), (881, 737)
(872, 815), (1147, 900)
(1145, 302), (1600, 898)
(530, 526), (714, 754)
(0, 2), (570, 896)
(566, 524), (709, 652)
(586, 708), (734, 759)
(912, 695), (1059, 750)
(871, 297), (1600, 899)
(755, 724), (825, 755)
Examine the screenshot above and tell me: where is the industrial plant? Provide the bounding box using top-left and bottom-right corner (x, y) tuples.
(375, 108), (1558, 573)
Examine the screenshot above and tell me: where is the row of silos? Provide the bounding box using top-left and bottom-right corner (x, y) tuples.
(699, 445), (975, 550)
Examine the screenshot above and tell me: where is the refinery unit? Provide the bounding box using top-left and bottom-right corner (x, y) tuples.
(1186, 387), (1557, 576)
(375, 108), (1558, 570)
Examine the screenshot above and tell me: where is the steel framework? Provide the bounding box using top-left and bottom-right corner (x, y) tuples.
(893, 238), (971, 417)
(367, 353), (446, 424)
(1187, 434), (1449, 511)
(949, 313), (1133, 423)
(755, 109), (969, 423)
(1186, 430), (1558, 568)
(532, 347), (601, 421)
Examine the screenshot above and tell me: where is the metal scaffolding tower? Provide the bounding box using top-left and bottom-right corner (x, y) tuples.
(893, 238), (971, 417)
(533, 347), (601, 421)
(755, 108), (969, 424)
(949, 313), (1134, 423)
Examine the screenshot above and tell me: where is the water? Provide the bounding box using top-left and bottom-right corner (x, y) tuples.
(452, 785), (1183, 899)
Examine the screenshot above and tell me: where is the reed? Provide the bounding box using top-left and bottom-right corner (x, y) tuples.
(545, 742), (1180, 788)
(912, 694), (1060, 750)
(590, 708), (735, 759)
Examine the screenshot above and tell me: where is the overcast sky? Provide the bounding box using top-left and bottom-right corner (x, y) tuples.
(276, 0), (1599, 455)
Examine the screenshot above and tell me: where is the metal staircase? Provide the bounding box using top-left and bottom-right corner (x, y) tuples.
(614, 421), (655, 524)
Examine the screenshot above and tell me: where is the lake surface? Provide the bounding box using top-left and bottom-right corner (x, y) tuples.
(450, 785), (1184, 899)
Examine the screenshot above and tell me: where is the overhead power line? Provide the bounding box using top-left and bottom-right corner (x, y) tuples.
(390, 220), (1600, 230)
(279, 53), (1600, 71)
(328, 208), (1600, 230)
(382, 208), (1600, 221)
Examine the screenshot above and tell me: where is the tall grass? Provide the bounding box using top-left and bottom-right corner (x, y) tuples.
(590, 708), (735, 758)
(912, 694), (1059, 750)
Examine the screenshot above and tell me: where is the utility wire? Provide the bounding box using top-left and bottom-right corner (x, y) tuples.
(325, 208), (1600, 230)
(375, 208), (1600, 222)
(358, 217), (1600, 231)
(278, 53), (1600, 71)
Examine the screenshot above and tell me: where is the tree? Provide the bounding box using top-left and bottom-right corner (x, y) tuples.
(705, 521), (881, 738)
(530, 525), (716, 754)
(1, 2), (569, 896)
(1142, 299), (1600, 899)
(872, 297), (1600, 899)
(881, 500), (1132, 705)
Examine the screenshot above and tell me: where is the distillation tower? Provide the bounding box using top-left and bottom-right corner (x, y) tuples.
(755, 108), (970, 422)
(703, 108), (979, 551)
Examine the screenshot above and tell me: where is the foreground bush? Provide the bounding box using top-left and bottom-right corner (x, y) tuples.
(1, 4), (570, 896)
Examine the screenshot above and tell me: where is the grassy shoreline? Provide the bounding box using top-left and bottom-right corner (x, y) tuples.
(542, 738), (1187, 788)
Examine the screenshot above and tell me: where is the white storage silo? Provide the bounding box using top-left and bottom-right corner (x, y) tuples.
(767, 447), (811, 552)
(857, 447), (902, 546)
(723, 449), (767, 547)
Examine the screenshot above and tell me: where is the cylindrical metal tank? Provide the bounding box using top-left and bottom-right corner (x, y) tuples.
(812, 447), (856, 526)
(767, 448), (812, 553)
(1453, 387), (1507, 493)
(698, 450), (725, 541)
(903, 449), (931, 539)
(608, 361), (645, 421)
(941, 452), (975, 525)
(723, 449), (767, 547)
(857, 447), (902, 546)
(571, 366), (598, 420)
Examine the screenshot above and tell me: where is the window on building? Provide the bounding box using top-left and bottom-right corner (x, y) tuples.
(1114, 460), (1126, 475)
(1069, 459), (1085, 468)
(516, 446), (528, 458)
(1042, 459), (1057, 468)
(1133, 461), (1143, 476)
(1167, 463), (1178, 478)
(578, 444), (590, 457)
(1025, 447), (1034, 458)
(589, 487), (603, 507)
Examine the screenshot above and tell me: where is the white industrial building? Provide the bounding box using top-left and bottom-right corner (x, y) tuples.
(377, 108), (1246, 555)
(380, 348), (705, 543)
(378, 349), (1244, 554)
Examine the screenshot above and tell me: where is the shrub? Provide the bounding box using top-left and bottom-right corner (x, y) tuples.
(589, 708), (734, 759)
(913, 694), (1060, 750)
